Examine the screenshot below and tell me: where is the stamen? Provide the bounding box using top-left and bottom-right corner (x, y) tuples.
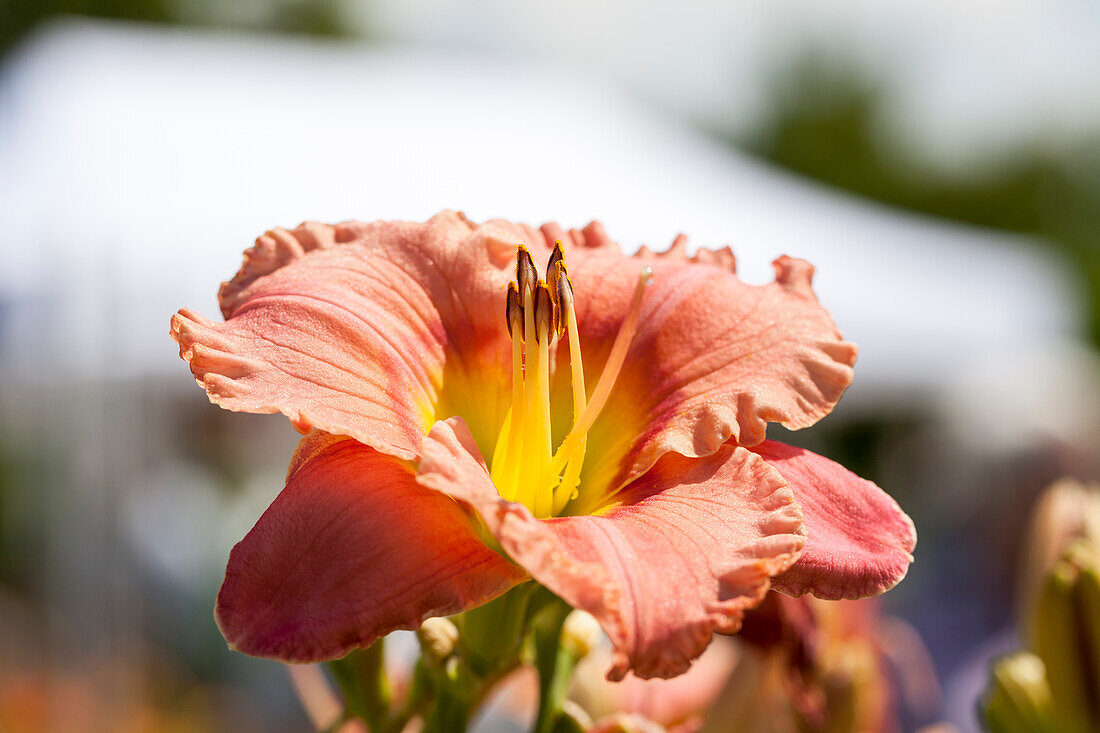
(552, 269), (586, 514)
(493, 245), (651, 519)
(534, 280), (556, 343)
(547, 267), (652, 479)
(505, 281), (523, 340)
(516, 245), (538, 300)
(548, 261), (568, 340)
(547, 239), (565, 275)
(518, 283), (543, 511)
(532, 290), (554, 516)
(491, 280), (527, 499)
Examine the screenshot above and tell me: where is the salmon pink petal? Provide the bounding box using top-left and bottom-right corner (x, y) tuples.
(416, 418), (805, 681)
(751, 440), (916, 600)
(215, 432), (525, 662)
(171, 212), (548, 461)
(551, 225), (858, 497)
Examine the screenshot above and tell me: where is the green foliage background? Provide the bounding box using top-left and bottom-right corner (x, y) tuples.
(742, 56), (1100, 344)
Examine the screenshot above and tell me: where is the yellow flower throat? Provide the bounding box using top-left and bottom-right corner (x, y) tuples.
(489, 241), (651, 518)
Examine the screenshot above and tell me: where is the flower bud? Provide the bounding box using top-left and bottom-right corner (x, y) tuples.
(1074, 552), (1100, 705)
(554, 700), (593, 733)
(1020, 478), (1100, 616)
(1025, 542), (1100, 732)
(561, 609), (602, 659)
(981, 652), (1058, 733)
(417, 616), (459, 662)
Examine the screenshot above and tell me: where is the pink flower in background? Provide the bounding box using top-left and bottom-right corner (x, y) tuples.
(731, 593), (941, 732)
(570, 636), (741, 732)
(170, 211), (915, 680)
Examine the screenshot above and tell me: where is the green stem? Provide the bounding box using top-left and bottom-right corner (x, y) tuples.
(421, 658), (477, 733)
(421, 691), (471, 733)
(328, 640), (391, 732)
(533, 598), (577, 733)
(459, 582), (537, 676)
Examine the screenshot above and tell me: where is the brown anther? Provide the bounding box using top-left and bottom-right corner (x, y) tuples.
(516, 245), (538, 300)
(550, 260), (576, 338)
(506, 281), (524, 340)
(547, 240), (565, 276)
(534, 280), (556, 342)
(550, 261), (571, 339)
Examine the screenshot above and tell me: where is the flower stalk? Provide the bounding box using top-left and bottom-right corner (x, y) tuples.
(328, 641), (391, 733)
(532, 597), (581, 733)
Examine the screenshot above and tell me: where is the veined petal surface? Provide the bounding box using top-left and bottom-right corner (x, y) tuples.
(551, 224), (858, 501)
(416, 418), (805, 681)
(751, 440), (916, 600)
(215, 432), (525, 662)
(173, 213), (855, 479)
(172, 212), (537, 461)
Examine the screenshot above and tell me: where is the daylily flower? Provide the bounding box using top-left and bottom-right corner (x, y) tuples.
(170, 212), (915, 680)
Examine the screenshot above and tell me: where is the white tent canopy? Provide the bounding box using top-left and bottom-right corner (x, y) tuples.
(0, 20), (1082, 409)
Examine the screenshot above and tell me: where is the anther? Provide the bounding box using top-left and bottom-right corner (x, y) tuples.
(547, 240), (565, 275)
(506, 281), (524, 340)
(552, 263), (573, 340)
(546, 257), (563, 300)
(516, 245), (539, 300)
(534, 280), (556, 342)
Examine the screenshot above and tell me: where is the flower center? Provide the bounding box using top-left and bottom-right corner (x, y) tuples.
(489, 241), (651, 517)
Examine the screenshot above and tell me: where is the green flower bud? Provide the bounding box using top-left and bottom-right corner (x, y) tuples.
(561, 609), (602, 660)
(1024, 541), (1100, 732)
(980, 652), (1057, 733)
(417, 616), (460, 662)
(1074, 554), (1100, 713)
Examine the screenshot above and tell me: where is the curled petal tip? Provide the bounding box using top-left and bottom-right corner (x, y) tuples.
(773, 255), (815, 294)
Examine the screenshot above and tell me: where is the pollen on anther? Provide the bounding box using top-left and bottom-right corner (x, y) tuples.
(506, 281), (524, 339)
(534, 280), (556, 342)
(516, 245), (538, 299)
(547, 240), (565, 274)
(551, 262), (572, 339)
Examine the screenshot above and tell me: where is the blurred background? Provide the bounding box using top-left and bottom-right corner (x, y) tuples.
(1, 1), (1098, 731)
